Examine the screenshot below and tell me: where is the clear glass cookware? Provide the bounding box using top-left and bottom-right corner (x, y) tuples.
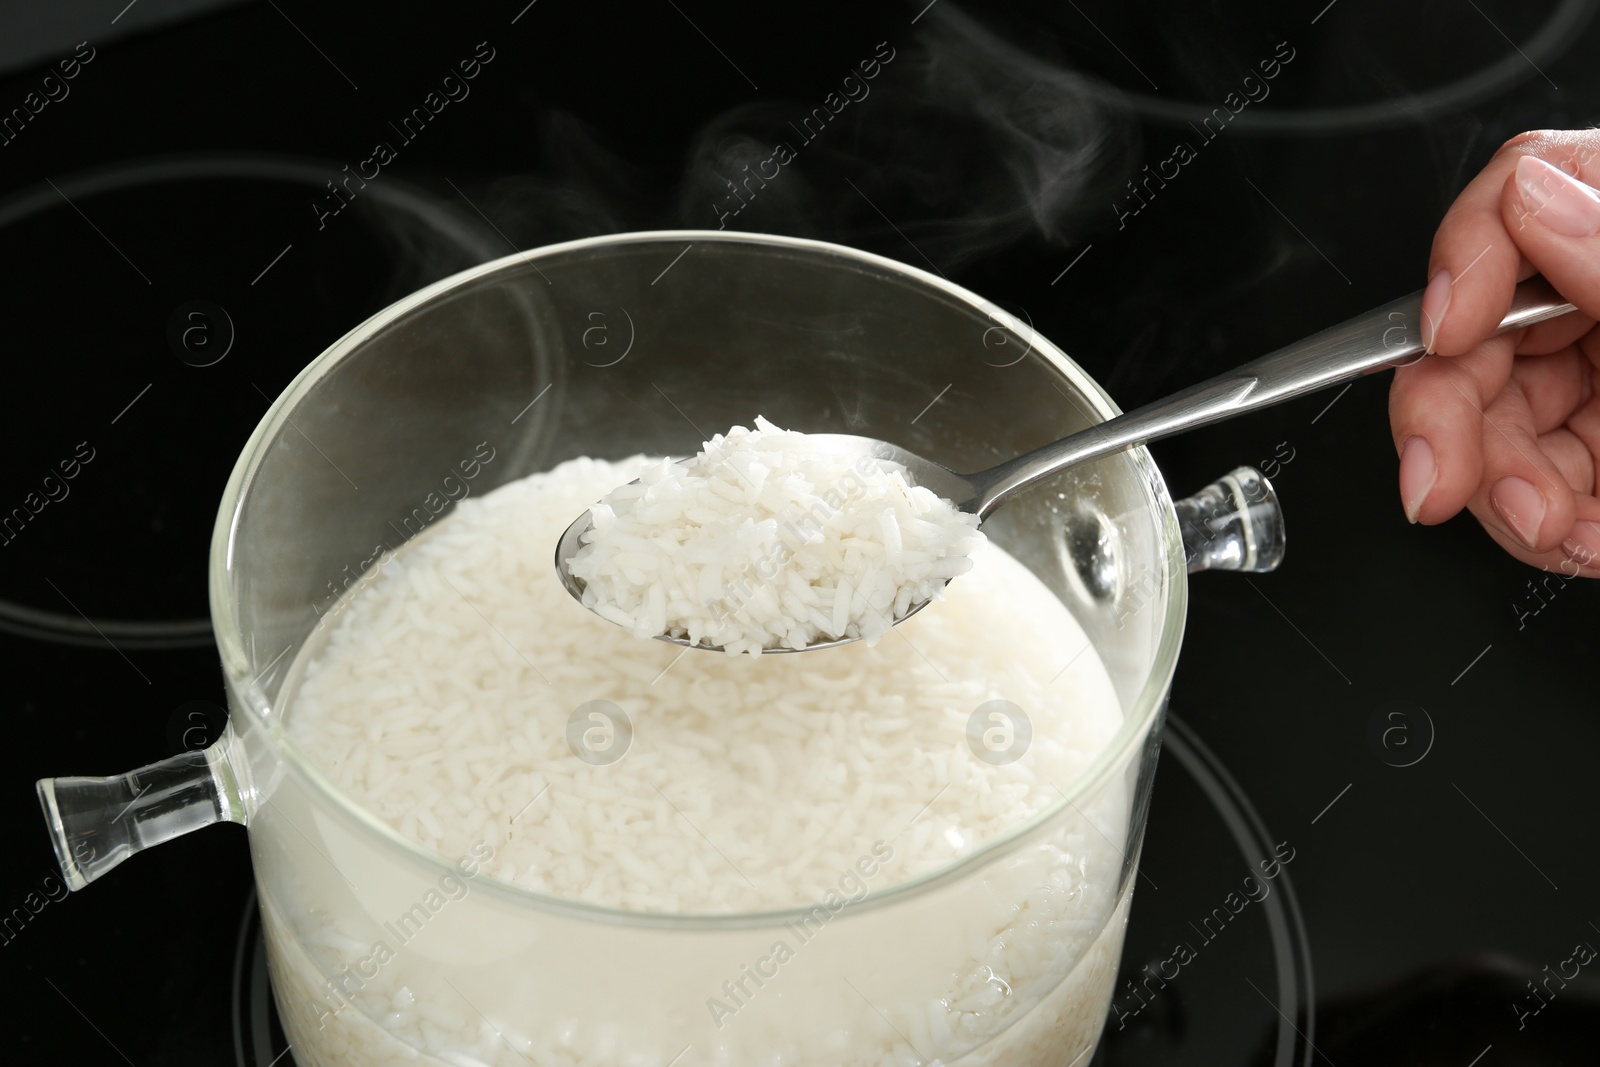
(36, 231), (1283, 1067)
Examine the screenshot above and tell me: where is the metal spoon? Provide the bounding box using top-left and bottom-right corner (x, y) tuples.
(557, 277), (1574, 652)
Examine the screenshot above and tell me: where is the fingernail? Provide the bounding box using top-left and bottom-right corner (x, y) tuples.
(1516, 155), (1600, 237)
(1563, 521), (1600, 566)
(1399, 436), (1436, 523)
(1420, 270), (1451, 355)
(1489, 475), (1547, 548)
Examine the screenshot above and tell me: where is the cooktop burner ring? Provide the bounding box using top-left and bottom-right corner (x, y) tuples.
(1047, 0), (1597, 135)
(0, 596), (214, 648)
(0, 154), (501, 651)
(1161, 714), (1317, 1067)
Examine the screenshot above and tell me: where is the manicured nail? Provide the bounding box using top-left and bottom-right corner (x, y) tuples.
(1489, 475), (1547, 548)
(1420, 270), (1451, 355)
(1516, 156), (1600, 237)
(1563, 521), (1600, 567)
(1399, 436), (1436, 523)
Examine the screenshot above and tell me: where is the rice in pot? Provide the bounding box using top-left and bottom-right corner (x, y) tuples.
(269, 455), (1133, 1067)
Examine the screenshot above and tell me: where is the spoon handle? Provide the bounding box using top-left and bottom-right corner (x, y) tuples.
(971, 276), (1576, 517)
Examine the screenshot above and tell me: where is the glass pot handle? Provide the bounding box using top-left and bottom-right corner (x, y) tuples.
(1175, 466), (1286, 574)
(36, 738), (247, 891)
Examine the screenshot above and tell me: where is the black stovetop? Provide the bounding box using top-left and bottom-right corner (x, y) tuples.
(3, 2), (1597, 1065)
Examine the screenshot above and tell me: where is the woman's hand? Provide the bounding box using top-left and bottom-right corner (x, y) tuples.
(1391, 129), (1600, 577)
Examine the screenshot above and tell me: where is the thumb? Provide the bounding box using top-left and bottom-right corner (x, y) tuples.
(1502, 155), (1600, 314)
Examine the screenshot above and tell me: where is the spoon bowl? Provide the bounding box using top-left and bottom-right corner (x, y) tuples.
(552, 435), (974, 652)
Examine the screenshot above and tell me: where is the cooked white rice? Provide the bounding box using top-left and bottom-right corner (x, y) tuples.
(274, 455), (1131, 1066)
(565, 418), (984, 654)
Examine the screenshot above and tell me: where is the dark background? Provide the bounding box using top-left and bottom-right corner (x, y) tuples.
(0, 1), (1596, 1064)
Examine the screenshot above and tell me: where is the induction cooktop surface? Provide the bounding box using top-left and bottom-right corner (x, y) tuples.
(4, 3), (1598, 1065)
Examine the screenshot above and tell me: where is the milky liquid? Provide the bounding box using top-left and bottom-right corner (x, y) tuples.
(250, 457), (1141, 1066)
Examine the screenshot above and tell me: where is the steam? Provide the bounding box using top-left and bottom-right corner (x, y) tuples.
(478, 110), (644, 244)
(358, 111), (643, 300)
(676, 4), (1136, 270)
(364, 3), (1137, 287)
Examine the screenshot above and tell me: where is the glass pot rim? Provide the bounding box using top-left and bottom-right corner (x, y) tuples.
(208, 229), (1189, 930)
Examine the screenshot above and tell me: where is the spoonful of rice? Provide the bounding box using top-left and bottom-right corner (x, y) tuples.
(557, 277), (1576, 654)
(559, 419), (984, 656)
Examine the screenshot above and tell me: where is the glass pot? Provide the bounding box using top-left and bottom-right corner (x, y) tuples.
(37, 231), (1283, 1067)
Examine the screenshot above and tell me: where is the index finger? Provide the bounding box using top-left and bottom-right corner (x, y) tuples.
(1425, 129), (1600, 356)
